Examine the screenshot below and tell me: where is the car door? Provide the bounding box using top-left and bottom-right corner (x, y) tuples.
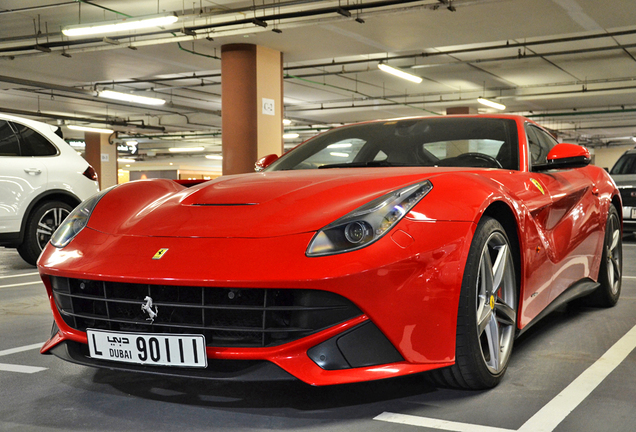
(0, 119), (48, 234)
(525, 124), (602, 302)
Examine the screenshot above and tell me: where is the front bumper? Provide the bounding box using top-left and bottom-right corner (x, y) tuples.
(39, 218), (473, 385)
(622, 206), (636, 232)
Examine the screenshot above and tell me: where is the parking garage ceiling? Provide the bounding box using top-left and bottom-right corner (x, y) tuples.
(1, 0), (636, 164)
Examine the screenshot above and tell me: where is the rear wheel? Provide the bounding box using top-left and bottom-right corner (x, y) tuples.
(587, 205), (622, 307)
(18, 201), (73, 266)
(431, 216), (517, 389)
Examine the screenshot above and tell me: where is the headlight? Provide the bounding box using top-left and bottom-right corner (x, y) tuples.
(307, 180), (433, 256)
(50, 188), (112, 248)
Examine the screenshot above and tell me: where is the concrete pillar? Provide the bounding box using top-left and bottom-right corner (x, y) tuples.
(84, 132), (118, 189)
(446, 107), (476, 115)
(221, 44), (283, 175)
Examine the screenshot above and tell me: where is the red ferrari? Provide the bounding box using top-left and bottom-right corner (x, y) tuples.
(38, 115), (622, 389)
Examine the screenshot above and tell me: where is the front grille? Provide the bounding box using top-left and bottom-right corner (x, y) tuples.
(50, 277), (362, 348)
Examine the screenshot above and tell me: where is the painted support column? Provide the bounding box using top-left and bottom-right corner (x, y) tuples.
(221, 44), (283, 175)
(84, 132), (118, 189)
(446, 107), (476, 115)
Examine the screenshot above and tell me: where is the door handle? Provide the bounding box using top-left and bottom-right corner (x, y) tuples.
(24, 168), (42, 175)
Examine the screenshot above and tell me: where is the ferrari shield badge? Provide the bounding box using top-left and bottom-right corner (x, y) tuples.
(530, 178), (545, 195)
(152, 248), (169, 260)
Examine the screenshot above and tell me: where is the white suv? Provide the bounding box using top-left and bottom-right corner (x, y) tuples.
(0, 113), (99, 265)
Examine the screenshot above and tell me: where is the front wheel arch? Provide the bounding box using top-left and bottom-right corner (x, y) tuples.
(19, 190), (81, 239)
(430, 204), (522, 390)
(483, 202), (522, 310)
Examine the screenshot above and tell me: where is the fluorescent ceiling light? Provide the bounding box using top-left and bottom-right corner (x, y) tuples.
(99, 90), (166, 106)
(62, 13), (178, 37)
(117, 158), (136, 163)
(378, 63), (423, 84)
(169, 147), (204, 152)
(282, 119), (292, 125)
(327, 143), (352, 148)
(67, 125), (114, 134)
(283, 133), (300, 139)
(205, 155), (223, 160)
(125, 140), (138, 146)
(477, 97), (506, 110)
(330, 152), (350, 158)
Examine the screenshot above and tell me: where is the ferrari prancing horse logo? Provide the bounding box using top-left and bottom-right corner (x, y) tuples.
(152, 248), (169, 260)
(530, 178), (545, 195)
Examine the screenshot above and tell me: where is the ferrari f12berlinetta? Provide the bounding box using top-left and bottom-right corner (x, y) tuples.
(38, 115), (622, 389)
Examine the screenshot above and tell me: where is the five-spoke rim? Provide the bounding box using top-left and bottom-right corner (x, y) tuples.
(475, 232), (516, 374)
(36, 207), (70, 250)
(606, 212), (622, 295)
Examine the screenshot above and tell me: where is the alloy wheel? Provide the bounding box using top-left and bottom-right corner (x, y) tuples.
(36, 207), (70, 250)
(475, 232), (517, 374)
(606, 212), (622, 295)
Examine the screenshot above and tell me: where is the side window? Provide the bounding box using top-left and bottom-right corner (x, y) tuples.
(0, 120), (20, 156)
(527, 125), (554, 169)
(12, 122), (58, 156)
(610, 154), (636, 175)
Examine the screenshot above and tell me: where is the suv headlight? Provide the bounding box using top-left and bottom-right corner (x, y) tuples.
(50, 188), (112, 248)
(307, 180), (433, 256)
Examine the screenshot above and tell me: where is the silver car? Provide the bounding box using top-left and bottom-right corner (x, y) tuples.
(610, 148), (636, 234)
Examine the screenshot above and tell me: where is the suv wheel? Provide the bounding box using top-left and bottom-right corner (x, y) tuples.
(18, 201), (73, 265)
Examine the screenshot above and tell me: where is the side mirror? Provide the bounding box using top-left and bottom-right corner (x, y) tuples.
(544, 143), (591, 169)
(255, 154), (279, 172)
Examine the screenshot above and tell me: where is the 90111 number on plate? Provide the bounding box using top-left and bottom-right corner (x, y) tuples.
(87, 329), (207, 368)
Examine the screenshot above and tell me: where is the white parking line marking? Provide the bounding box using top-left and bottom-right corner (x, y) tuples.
(374, 412), (514, 432)
(517, 324), (636, 432)
(0, 343), (47, 374)
(0, 363), (47, 374)
(0, 343), (44, 357)
(375, 324), (636, 432)
(0, 272), (39, 279)
(0, 281), (42, 289)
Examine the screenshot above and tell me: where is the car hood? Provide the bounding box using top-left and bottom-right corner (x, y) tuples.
(88, 168), (467, 238)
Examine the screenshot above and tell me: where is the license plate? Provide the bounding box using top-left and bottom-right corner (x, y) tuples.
(87, 329), (207, 368)
(632, 208), (636, 219)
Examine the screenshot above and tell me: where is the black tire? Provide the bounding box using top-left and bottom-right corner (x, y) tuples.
(431, 216), (518, 389)
(586, 205), (622, 307)
(17, 201), (73, 266)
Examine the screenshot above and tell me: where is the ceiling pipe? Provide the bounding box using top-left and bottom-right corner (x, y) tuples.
(0, 107), (166, 131)
(0, 2), (75, 15)
(0, 74), (93, 96)
(0, 0), (438, 55)
(0, 73), (222, 119)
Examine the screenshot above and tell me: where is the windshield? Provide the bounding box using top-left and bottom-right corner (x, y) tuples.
(610, 153), (636, 175)
(267, 117), (519, 171)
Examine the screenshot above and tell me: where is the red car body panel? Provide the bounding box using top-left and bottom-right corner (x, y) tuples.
(38, 115), (620, 386)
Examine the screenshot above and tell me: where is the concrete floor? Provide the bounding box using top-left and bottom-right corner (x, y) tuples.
(1, 241), (635, 432)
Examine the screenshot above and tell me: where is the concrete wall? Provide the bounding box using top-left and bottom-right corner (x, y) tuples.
(589, 144), (633, 170)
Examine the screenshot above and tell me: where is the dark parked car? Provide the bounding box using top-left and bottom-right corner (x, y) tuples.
(610, 148), (636, 233)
